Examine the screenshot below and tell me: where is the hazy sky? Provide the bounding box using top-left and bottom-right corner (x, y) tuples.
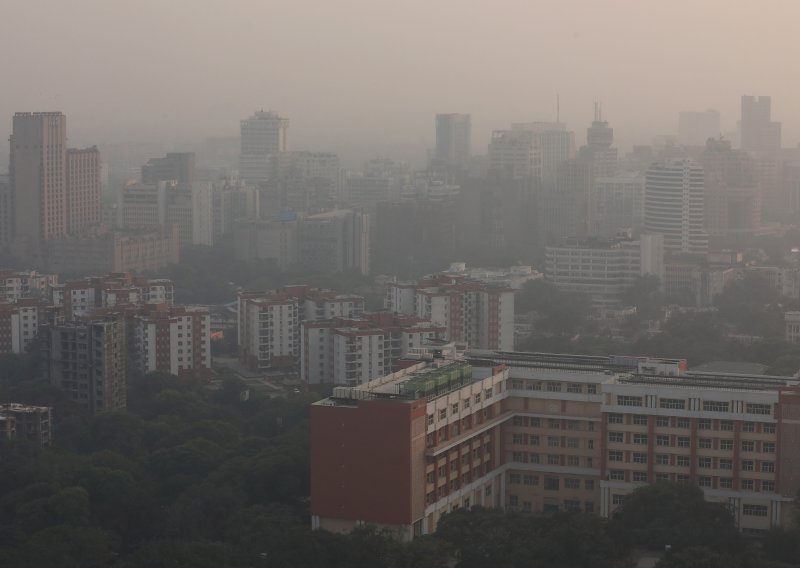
(2, 0), (800, 168)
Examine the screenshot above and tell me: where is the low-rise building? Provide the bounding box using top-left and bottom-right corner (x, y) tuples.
(0, 404), (53, 446)
(0, 270), (58, 301)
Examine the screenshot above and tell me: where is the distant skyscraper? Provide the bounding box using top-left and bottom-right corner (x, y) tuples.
(580, 104), (618, 177)
(141, 152), (196, 185)
(678, 110), (721, 146)
(10, 112), (68, 249)
(511, 122), (575, 181)
(741, 96), (781, 152)
(487, 130), (541, 179)
(239, 111), (289, 182)
(434, 113), (471, 168)
(66, 147), (102, 234)
(645, 159), (708, 255)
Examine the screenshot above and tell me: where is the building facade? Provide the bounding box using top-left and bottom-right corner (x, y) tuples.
(239, 110), (289, 182)
(0, 404), (53, 446)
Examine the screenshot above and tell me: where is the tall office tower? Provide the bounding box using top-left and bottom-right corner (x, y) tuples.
(741, 96), (781, 152)
(593, 173), (645, 236)
(511, 122), (575, 181)
(699, 139), (761, 238)
(299, 210), (370, 275)
(239, 111), (289, 182)
(579, 104), (618, 177)
(678, 110), (721, 146)
(540, 158), (594, 244)
(487, 130), (542, 179)
(0, 175), (11, 248)
(644, 159), (708, 255)
(434, 113), (472, 169)
(141, 152), (196, 185)
(9, 112), (68, 251)
(66, 147), (102, 233)
(42, 314), (127, 414)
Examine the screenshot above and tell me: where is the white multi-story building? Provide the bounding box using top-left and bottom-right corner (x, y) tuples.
(0, 299), (49, 355)
(488, 130), (542, 180)
(386, 274), (514, 351)
(133, 304), (211, 379)
(444, 263), (543, 290)
(545, 234), (665, 308)
(594, 173), (645, 236)
(51, 273), (174, 320)
(0, 270), (58, 301)
(645, 159), (708, 255)
(239, 110), (289, 183)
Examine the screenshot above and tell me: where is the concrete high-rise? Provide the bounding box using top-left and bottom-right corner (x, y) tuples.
(9, 112), (68, 250)
(741, 96), (781, 153)
(487, 130), (542, 180)
(141, 152), (196, 185)
(66, 147), (102, 233)
(434, 113), (471, 169)
(579, 105), (618, 177)
(645, 159), (708, 255)
(239, 111), (289, 182)
(511, 122), (575, 181)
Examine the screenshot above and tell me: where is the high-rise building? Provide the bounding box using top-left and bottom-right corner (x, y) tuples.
(741, 96), (781, 153)
(644, 159), (708, 255)
(0, 298), (51, 355)
(511, 122), (575, 181)
(66, 147), (102, 233)
(299, 210), (370, 275)
(593, 173), (645, 236)
(9, 112), (68, 250)
(311, 349), (800, 538)
(678, 110), (721, 146)
(239, 111), (289, 182)
(43, 314), (127, 414)
(487, 130), (542, 180)
(233, 215), (298, 270)
(141, 152), (196, 185)
(386, 274), (514, 351)
(579, 105), (618, 177)
(540, 158), (594, 244)
(435, 113), (471, 169)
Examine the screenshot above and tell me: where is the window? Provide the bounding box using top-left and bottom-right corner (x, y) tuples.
(547, 382), (561, 392)
(633, 452), (648, 464)
(633, 415), (649, 425)
(762, 461), (775, 473)
(548, 436), (560, 448)
(527, 381), (542, 391)
(763, 423), (776, 434)
(523, 475), (538, 486)
(474, 393), (482, 404)
(741, 479), (754, 490)
(547, 454), (560, 465)
(743, 504), (768, 517)
(633, 471), (648, 482)
(698, 438), (712, 449)
(677, 418), (690, 429)
(763, 442), (775, 453)
(698, 457), (712, 469)
(567, 438), (579, 449)
(698, 476), (712, 488)
(698, 419), (712, 430)
(427, 414), (434, 425)
(720, 420), (734, 431)
(548, 419), (561, 429)
(611, 493), (627, 504)
(452, 403), (459, 415)
(618, 396), (643, 407)
(656, 454), (670, 465)
(741, 441), (755, 452)
(485, 485), (492, 496)
(746, 403), (771, 416)
(609, 470), (625, 481)
(677, 436), (690, 448)
(742, 422), (755, 433)
(567, 455), (580, 467)
(720, 459), (733, 470)
(608, 432), (623, 443)
(463, 398), (471, 409)
(587, 422), (596, 432)
(509, 495), (519, 507)
(585, 480), (595, 490)
(512, 434), (523, 445)
(720, 439), (734, 451)
(656, 473), (670, 482)
(677, 474), (690, 483)
(656, 435), (670, 447)
(567, 383), (581, 393)
(703, 401), (729, 413)
(588, 384), (597, 394)
(742, 460), (755, 472)
(564, 499), (582, 512)
(529, 435), (540, 446)
(588, 440), (594, 449)
(609, 450), (624, 462)
(566, 420), (581, 431)
(762, 481), (775, 492)
(633, 434), (648, 445)
(656, 416), (669, 427)
(512, 452), (525, 462)
(529, 453), (540, 464)
(509, 473), (521, 484)
(485, 387), (493, 399)
(660, 398), (686, 409)
(677, 456), (690, 467)
(439, 409), (447, 421)
(530, 418), (541, 427)
(719, 478), (733, 489)
(608, 414), (623, 424)
(544, 477), (560, 490)
(565, 478), (580, 489)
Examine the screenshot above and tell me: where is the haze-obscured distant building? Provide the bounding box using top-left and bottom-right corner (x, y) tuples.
(593, 173), (645, 236)
(488, 130), (542, 180)
(239, 110), (289, 183)
(434, 113), (471, 170)
(511, 122), (575, 181)
(678, 110), (720, 146)
(299, 210), (370, 275)
(141, 152), (196, 185)
(233, 215), (299, 270)
(741, 96), (781, 153)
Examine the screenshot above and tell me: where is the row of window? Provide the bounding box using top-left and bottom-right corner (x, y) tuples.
(512, 416), (597, 431)
(509, 380), (598, 394)
(607, 414), (776, 433)
(428, 388), (496, 424)
(618, 396), (772, 416)
(511, 433), (595, 449)
(607, 432), (775, 452)
(608, 451), (775, 472)
(509, 473), (595, 491)
(511, 452), (594, 468)
(609, 471), (775, 493)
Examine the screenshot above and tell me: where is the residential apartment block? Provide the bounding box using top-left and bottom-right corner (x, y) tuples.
(301, 312), (445, 385)
(311, 349), (800, 539)
(0, 298), (51, 355)
(0, 270), (58, 301)
(0, 404), (53, 446)
(386, 274), (514, 351)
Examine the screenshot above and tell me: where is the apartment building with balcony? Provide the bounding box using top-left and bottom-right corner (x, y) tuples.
(0, 298), (53, 355)
(311, 349), (800, 539)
